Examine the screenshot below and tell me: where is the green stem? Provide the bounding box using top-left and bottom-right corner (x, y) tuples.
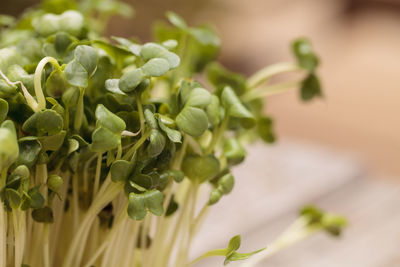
(136, 94), (145, 136)
(34, 57), (61, 111)
(205, 114), (229, 155)
(247, 62), (303, 89)
(238, 217), (318, 267)
(74, 87), (85, 132)
(187, 248), (227, 267)
(172, 135), (188, 170)
(241, 81), (301, 102)
(122, 130), (151, 161)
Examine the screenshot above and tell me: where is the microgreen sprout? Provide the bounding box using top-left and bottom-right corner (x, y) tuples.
(0, 1), (345, 267)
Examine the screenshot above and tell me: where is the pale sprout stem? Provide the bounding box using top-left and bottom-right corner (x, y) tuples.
(247, 62), (303, 89)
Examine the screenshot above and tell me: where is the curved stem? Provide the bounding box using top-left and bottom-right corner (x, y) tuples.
(247, 62), (303, 89)
(238, 217), (318, 267)
(241, 81), (301, 102)
(34, 57), (61, 111)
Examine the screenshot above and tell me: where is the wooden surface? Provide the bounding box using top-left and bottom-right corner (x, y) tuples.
(190, 139), (400, 266)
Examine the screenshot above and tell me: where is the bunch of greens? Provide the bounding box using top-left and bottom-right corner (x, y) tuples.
(0, 0), (345, 266)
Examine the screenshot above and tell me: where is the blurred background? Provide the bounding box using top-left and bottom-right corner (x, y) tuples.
(3, 0), (400, 266)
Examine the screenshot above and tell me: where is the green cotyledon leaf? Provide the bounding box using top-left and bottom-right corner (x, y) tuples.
(221, 86), (255, 129)
(0, 121), (19, 170)
(65, 59), (88, 88)
(95, 104), (126, 133)
(141, 58), (170, 77)
(300, 73), (322, 101)
(176, 106), (208, 137)
(74, 45), (98, 76)
(0, 98), (8, 123)
(111, 160), (134, 182)
(182, 155), (220, 183)
(292, 38), (319, 72)
(22, 109), (63, 136)
(16, 137), (42, 168)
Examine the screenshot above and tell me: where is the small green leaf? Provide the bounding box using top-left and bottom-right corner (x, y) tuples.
(16, 137), (42, 168)
(22, 109), (63, 136)
(95, 104), (126, 133)
(54, 32), (73, 55)
(74, 45), (98, 76)
(218, 173), (235, 195)
(5, 188), (21, 209)
(65, 59), (88, 88)
(166, 11), (187, 30)
(292, 38), (319, 72)
(148, 129), (166, 158)
(105, 79), (126, 95)
(119, 69), (144, 93)
(32, 206), (54, 223)
(39, 130), (66, 151)
(176, 106), (208, 137)
(90, 127), (120, 152)
(185, 88), (212, 108)
(46, 69), (68, 98)
(257, 117), (275, 143)
(162, 170), (184, 183)
(0, 98), (8, 123)
(182, 155), (220, 183)
(221, 86), (255, 128)
(111, 160), (133, 182)
(227, 235), (241, 253)
(223, 138), (246, 165)
(0, 122), (19, 170)
(140, 43), (180, 68)
(28, 186), (45, 209)
(128, 193), (146, 220)
(206, 95), (221, 127)
(144, 190), (164, 216)
(157, 116), (181, 143)
(67, 138), (79, 154)
(300, 73), (322, 101)
(141, 58), (170, 77)
(47, 174), (63, 192)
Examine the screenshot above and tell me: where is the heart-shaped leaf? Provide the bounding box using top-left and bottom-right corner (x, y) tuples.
(119, 69), (144, 93)
(111, 160), (133, 182)
(65, 59), (88, 88)
(182, 155), (220, 183)
(128, 193), (146, 220)
(16, 137), (42, 168)
(141, 58), (170, 77)
(176, 106), (208, 137)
